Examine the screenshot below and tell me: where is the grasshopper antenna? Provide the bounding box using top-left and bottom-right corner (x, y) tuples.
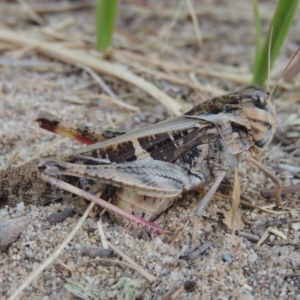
(270, 46), (300, 98)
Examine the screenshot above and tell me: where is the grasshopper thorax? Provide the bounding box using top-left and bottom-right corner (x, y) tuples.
(238, 85), (276, 148)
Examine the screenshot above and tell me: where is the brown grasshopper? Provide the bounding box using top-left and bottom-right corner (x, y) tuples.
(0, 85), (281, 232)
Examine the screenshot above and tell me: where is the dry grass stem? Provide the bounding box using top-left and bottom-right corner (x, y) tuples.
(79, 64), (120, 99)
(97, 220), (109, 250)
(185, 0), (202, 49)
(167, 224), (186, 245)
(261, 183), (300, 198)
(78, 65), (139, 111)
(215, 192), (289, 214)
(117, 59), (203, 100)
(161, 283), (185, 300)
(279, 164), (300, 174)
(3, 151), (19, 170)
(39, 27), (80, 45)
(192, 216), (198, 245)
(158, 0), (183, 53)
(8, 44), (37, 60)
(240, 201), (287, 214)
(231, 167), (241, 230)
(17, 0), (46, 25)
(18, 138), (69, 166)
(113, 50), (193, 72)
(72, 258), (146, 271)
(256, 227), (287, 246)
(106, 240), (156, 282)
(122, 3), (274, 21)
(268, 227), (287, 240)
(0, 58), (63, 71)
(2, 1), (95, 16)
(195, 68), (252, 84)
(246, 155), (282, 206)
(55, 257), (73, 273)
(188, 72), (225, 96)
(256, 230), (269, 245)
(7, 202), (95, 300)
(100, 94), (140, 112)
(0, 29), (182, 115)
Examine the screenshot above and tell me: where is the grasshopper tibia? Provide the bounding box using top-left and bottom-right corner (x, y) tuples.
(40, 172), (164, 234)
(194, 171), (227, 217)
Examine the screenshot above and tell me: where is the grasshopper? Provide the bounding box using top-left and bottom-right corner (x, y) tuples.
(0, 85), (281, 232)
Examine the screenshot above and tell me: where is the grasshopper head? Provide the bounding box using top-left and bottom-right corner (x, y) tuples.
(239, 85), (276, 148)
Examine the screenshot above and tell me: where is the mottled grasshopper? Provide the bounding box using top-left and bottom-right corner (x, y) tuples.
(0, 85), (281, 231)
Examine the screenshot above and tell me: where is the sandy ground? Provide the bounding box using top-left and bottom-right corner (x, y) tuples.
(0, 1), (300, 299)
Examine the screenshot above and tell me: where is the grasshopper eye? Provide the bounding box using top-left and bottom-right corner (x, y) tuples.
(252, 90), (268, 108)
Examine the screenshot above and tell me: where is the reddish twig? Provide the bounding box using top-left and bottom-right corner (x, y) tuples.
(261, 183), (300, 198)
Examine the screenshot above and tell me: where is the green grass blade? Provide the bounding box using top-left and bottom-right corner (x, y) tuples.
(252, 0), (262, 81)
(96, 0), (118, 52)
(252, 0), (299, 85)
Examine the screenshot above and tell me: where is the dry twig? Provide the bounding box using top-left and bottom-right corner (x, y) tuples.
(261, 183), (300, 198)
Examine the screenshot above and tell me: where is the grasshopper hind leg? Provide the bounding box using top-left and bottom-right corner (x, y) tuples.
(39, 159), (203, 198)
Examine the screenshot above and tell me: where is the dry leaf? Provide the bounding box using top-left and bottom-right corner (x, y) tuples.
(223, 209), (244, 231)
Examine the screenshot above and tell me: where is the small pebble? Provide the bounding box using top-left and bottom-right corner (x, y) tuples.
(81, 246), (115, 258)
(248, 253), (258, 264)
(16, 202), (25, 212)
(204, 223), (212, 233)
(47, 208), (73, 225)
(222, 254), (233, 263)
(184, 280), (197, 292)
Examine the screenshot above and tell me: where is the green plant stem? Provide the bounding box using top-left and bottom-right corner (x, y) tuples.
(96, 0), (118, 52)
